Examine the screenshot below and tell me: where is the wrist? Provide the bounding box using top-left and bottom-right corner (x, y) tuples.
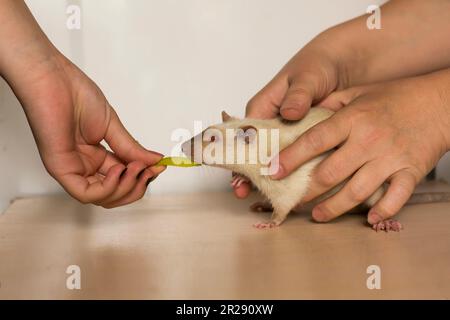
(1, 45), (69, 110)
(0, 39), (60, 85)
(0, 0), (63, 91)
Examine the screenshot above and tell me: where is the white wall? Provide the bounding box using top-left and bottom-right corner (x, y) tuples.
(5, 0), (448, 213)
(0, 1), (70, 213)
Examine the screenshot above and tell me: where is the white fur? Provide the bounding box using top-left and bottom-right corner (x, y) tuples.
(185, 107), (385, 225)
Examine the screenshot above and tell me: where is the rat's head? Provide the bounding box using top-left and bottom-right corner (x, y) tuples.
(182, 111), (280, 174)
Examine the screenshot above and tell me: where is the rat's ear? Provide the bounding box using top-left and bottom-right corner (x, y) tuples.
(222, 111), (232, 122)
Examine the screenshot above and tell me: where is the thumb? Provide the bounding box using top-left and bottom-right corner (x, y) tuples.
(246, 74), (289, 119)
(105, 106), (163, 165)
(279, 72), (324, 120)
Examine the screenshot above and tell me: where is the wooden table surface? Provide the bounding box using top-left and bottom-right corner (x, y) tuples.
(1, 183), (450, 299)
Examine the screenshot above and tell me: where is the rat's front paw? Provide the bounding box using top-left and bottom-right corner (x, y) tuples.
(372, 219), (403, 232)
(230, 174), (250, 188)
(253, 221), (279, 229)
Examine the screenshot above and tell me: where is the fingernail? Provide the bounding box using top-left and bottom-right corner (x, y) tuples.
(146, 176), (157, 186)
(119, 168), (127, 179)
(280, 107), (304, 120)
(137, 168), (146, 180)
(270, 164), (285, 180)
(368, 211), (382, 224)
(312, 207), (326, 222)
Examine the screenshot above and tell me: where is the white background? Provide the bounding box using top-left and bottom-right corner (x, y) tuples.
(2, 0), (449, 213)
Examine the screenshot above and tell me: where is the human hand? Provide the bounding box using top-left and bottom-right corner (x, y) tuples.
(14, 54), (165, 208)
(233, 0), (450, 199)
(272, 69), (450, 224)
(0, 0), (165, 208)
(233, 35), (345, 198)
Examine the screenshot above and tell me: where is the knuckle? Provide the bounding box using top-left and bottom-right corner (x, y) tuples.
(348, 106), (370, 121)
(133, 188), (146, 200)
(375, 203), (396, 219)
(128, 161), (146, 171)
(315, 164), (339, 188)
(302, 128), (325, 152)
(393, 178), (414, 199)
(360, 126), (386, 149)
(76, 194), (91, 205)
(287, 86), (311, 99)
(282, 99), (303, 111)
(348, 180), (371, 203)
(314, 204), (332, 222)
(78, 198), (90, 205)
(318, 204), (339, 222)
(135, 193), (145, 201)
(245, 96), (261, 115)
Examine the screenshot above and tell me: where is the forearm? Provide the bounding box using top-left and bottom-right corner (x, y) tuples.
(317, 0), (450, 88)
(0, 0), (61, 92)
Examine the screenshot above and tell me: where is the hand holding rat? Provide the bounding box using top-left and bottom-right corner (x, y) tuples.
(234, 0), (450, 199)
(233, 37), (341, 199)
(274, 69), (450, 224)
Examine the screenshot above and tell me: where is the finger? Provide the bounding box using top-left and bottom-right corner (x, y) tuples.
(148, 165), (166, 176)
(59, 163), (126, 204)
(105, 106), (163, 165)
(98, 150), (124, 175)
(102, 165), (165, 208)
(367, 170), (416, 225)
(271, 114), (349, 180)
(246, 74), (288, 119)
(318, 92), (347, 111)
(101, 169), (157, 208)
(302, 143), (367, 202)
(96, 161), (148, 205)
(279, 72), (322, 120)
(86, 174), (104, 185)
(312, 161), (391, 222)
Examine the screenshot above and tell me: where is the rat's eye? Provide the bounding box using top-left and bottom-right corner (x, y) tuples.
(203, 128), (222, 144)
(237, 125), (257, 144)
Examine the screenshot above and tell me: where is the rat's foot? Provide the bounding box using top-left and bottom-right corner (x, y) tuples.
(250, 201), (273, 213)
(372, 219), (403, 232)
(230, 174), (250, 188)
(253, 221), (279, 229)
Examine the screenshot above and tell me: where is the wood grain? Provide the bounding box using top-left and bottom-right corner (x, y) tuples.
(1, 183), (450, 299)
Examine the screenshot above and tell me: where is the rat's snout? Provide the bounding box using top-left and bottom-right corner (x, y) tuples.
(183, 133), (208, 164)
(182, 137), (202, 162)
(181, 138), (194, 160)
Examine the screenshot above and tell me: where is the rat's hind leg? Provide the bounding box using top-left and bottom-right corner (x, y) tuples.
(372, 219), (403, 232)
(250, 200), (273, 213)
(253, 208), (290, 229)
(252, 189), (301, 229)
(253, 200), (293, 229)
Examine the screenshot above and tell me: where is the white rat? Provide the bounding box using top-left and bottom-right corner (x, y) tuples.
(182, 108), (450, 232)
